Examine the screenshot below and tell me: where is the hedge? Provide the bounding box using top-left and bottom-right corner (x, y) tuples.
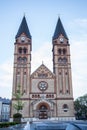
(0, 122), (19, 128)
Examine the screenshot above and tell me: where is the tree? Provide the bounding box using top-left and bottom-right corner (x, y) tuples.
(13, 85), (24, 123)
(74, 94), (87, 120)
(13, 85), (24, 113)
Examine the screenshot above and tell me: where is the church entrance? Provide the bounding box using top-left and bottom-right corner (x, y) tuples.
(38, 105), (48, 119)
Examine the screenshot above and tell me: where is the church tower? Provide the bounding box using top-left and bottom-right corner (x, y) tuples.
(11, 16), (32, 118)
(52, 17), (74, 119)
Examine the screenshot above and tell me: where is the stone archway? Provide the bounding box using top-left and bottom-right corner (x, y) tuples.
(37, 102), (50, 119)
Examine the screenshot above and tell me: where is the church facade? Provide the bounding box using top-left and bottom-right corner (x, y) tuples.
(11, 16), (75, 120)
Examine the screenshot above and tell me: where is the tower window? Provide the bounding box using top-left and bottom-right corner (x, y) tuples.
(17, 57), (22, 62)
(63, 57), (67, 64)
(60, 90), (62, 93)
(24, 72), (26, 75)
(63, 49), (66, 55)
(17, 72), (20, 74)
(66, 90), (69, 93)
(23, 48), (27, 54)
(58, 49), (62, 55)
(18, 47), (22, 54)
(65, 72), (68, 75)
(58, 57), (62, 63)
(59, 72), (61, 75)
(23, 57), (27, 63)
(17, 57), (27, 64)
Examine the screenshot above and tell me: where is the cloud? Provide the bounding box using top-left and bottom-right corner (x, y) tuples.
(31, 41), (53, 73)
(68, 18), (87, 40)
(71, 39), (87, 99)
(0, 59), (13, 98)
(72, 19), (87, 28)
(69, 18), (87, 28)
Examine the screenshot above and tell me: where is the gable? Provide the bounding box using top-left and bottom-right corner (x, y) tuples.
(31, 64), (55, 79)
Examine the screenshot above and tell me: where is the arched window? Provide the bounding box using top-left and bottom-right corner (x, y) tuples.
(58, 57), (62, 63)
(18, 47), (22, 54)
(23, 48), (27, 54)
(22, 57), (27, 63)
(63, 104), (68, 112)
(17, 57), (27, 64)
(58, 49), (62, 55)
(17, 57), (22, 62)
(63, 49), (66, 55)
(63, 57), (67, 64)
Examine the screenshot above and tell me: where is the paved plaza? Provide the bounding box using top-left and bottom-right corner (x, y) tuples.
(0, 120), (87, 130)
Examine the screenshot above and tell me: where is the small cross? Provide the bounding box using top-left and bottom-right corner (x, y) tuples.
(42, 61), (44, 64)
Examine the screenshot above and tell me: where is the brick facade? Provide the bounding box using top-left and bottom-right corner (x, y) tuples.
(11, 17), (75, 120)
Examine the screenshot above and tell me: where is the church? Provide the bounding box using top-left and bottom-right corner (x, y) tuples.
(11, 16), (75, 121)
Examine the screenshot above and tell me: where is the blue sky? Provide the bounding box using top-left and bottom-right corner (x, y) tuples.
(0, 0), (87, 99)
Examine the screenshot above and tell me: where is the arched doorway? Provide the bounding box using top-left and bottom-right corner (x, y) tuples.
(37, 103), (50, 119)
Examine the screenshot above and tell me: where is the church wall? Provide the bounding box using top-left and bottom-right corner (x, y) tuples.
(31, 78), (55, 93)
(21, 100), (30, 117)
(57, 100), (74, 117)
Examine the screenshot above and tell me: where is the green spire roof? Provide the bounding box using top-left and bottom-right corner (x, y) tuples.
(15, 16), (31, 39)
(53, 17), (68, 40)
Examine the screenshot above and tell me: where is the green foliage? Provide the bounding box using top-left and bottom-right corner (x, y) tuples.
(13, 85), (24, 113)
(0, 122), (19, 128)
(13, 113), (22, 118)
(13, 85), (25, 123)
(74, 94), (87, 120)
(13, 113), (22, 123)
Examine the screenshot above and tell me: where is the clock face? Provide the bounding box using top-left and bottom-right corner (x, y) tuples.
(21, 36), (25, 42)
(38, 81), (48, 91)
(60, 38), (64, 43)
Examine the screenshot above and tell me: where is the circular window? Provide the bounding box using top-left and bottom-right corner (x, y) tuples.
(38, 81), (48, 91)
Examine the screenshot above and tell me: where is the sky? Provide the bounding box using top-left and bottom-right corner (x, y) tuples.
(0, 0), (87, 100)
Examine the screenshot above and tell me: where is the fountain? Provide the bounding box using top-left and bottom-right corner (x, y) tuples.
(24, 121), (30, 130)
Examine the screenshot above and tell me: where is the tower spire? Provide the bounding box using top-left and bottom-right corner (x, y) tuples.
(15, 16), (31, 39)
(53, 17), (68, 40)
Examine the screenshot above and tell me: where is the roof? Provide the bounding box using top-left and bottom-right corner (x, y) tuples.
(0, 97), (11, 104)
(31, 63), (55, 78)
(53, 17), (68, 40)
(15, 16), (31, 39)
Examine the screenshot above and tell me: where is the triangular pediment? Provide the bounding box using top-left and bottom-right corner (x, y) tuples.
(31, 64), (55, 78)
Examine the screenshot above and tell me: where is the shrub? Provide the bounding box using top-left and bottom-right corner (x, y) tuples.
(13, 113), (22, 123)
(13, 113), (22, 118)
(0, 122), (19, 128)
